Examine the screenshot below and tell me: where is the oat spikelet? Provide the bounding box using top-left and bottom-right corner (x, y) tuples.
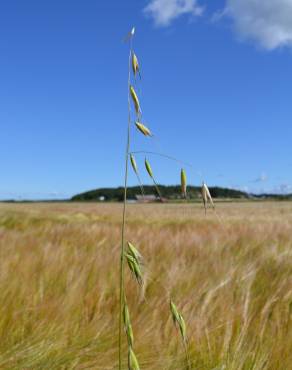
(201, 182), (215, 214)
(181, 169), (187, 198)
(130, 155), (138, 174)
(135, 122), (152, 137)
(128, 242), (142, 263)
(125, 253), (143, 285)
(145, 158), (154, 179)
(170, 300), (187, 342)
(132, 52), (141, 78)
(128, 347), (140, 370)
(123, 303), (134, 347)
(130, 85), (141, 115)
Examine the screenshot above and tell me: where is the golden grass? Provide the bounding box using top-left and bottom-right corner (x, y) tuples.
(0, 202), (291, 369)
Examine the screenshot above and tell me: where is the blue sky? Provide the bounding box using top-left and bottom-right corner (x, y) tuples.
(1, 0), (292, 199)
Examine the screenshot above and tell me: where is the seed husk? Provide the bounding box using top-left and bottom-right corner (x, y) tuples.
(170, 300), (187, 342)
(170, 300), (181, 324)
(132, 52), (141, 78)
(123, 304), (134, 347)
(130, 85), (140, 115)
(201, 182), (215, 213)
(128, 242), (142, 262)
(178, 313), (187, 342)
(135, 122), (152, 137)
(181, 169), (187, 198)
(125, 253), (143, 285)
(130, 155), (138, 174)
(145, 158), (154, 179)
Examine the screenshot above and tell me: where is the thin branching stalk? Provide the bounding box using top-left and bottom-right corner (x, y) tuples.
(119, 33), (133, 370)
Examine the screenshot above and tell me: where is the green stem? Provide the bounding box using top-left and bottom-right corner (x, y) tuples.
(119, 39), (132, 370)
(183, 340), (191, 370)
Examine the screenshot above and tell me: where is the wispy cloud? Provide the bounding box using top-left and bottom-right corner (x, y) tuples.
(252, 172), (268, 183)
(224, 0), (292, 50)
(144, 0), (204, 27)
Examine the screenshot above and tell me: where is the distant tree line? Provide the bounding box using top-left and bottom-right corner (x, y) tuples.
(71, 185), (250, 202)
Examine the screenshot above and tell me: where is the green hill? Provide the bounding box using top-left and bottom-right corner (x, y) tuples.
(71, 185), (249, 202)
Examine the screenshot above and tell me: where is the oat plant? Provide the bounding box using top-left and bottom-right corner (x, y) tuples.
(119, 27), (212, 370)
(119, 27), (147, 370)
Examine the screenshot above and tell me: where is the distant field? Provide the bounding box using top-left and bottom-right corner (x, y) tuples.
(0, 202), (291, 369)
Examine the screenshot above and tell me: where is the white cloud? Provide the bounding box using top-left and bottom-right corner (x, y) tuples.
(144, 0), (204, 26)
(225, 0), (292, 49)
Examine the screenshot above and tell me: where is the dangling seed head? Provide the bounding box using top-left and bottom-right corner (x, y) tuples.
(170, 300), (181, 324)
(181, 169), (187, 198)
(145, 158), (154, 179)
(170, 300), (187, 342)
(178, 313), (187, 342)
(201, 182), (208, 212)
(135, 122), (152, 137)
(130, 85), (140, 115)
(123, 304), (134, 347)
(201, 182), (215, 212)
(132, 52), (140, 78)
(130, 155), (138, 174)
(125, 253), (143, 285)
(128, 242), (142, 262)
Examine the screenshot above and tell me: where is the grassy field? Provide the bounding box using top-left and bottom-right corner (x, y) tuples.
(0, 202), (291, 369)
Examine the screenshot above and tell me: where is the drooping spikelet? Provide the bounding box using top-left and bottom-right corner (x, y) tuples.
(201, 182), (215, 214)
(132, 52), (141, 78)
(130, 85), (141, 115)
(181, 169), (187, 198)
(123, 303), (134, 347)
(170, 300), (187, 342)
(145, 158), (154, 179)
(135, 122), (152, 137)
(130, 154), (138, 174)
(128, 242), (142, 263)
(125, 242), (143, 285)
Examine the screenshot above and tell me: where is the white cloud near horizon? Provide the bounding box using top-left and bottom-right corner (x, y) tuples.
(225, 0), (292, 50)
(144, 0), (204, 26)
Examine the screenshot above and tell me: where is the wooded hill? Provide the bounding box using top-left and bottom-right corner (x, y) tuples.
(71, 185), (250, 202)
